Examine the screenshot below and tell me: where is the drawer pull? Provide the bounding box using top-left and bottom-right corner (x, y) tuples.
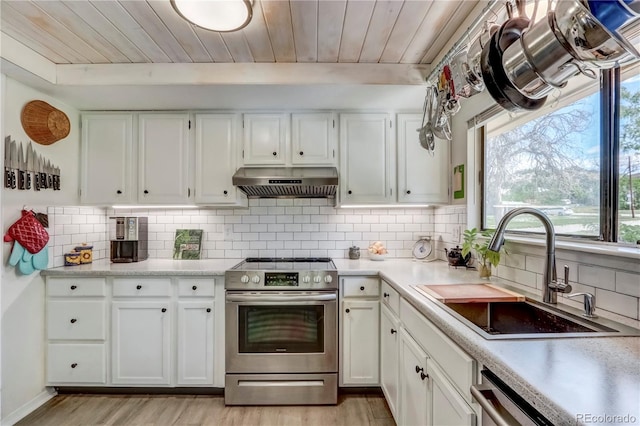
(70, 318), (77, 324)
(420, 372), (428, 380)
(360, 286), (365, 291)
(192, 285), (197, 291)
(383, 292), (389, 298)
(345, 309), (350, 313)
(136, 285), (142, 290)
(70, 285), (77, 290)
(206, 308), (211, 313)
(71, 363), (77, 369)
(161, 308), (167, 313)
(390, 328), (397, 334)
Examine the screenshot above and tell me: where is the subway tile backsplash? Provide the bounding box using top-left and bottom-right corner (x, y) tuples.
(47, 202), (640, 326)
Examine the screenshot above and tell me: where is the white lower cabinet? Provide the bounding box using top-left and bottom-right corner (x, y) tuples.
(46, 275), (224, 388)
(380, 304), (400, 421)
(111, 301), (171, 385)
(340, 276), (380, 386)
(399, 328), (429, 425)
(428, 362), (476, 426)
(177, 301), (214, 385)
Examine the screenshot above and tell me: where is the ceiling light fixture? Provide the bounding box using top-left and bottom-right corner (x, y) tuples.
(171, 0), (253, 32)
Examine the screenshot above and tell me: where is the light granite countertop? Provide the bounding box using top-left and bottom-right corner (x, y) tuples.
(41, 258), (640, 425)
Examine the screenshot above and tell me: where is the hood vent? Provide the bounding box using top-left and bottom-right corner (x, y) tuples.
(232, 167), (338, 199)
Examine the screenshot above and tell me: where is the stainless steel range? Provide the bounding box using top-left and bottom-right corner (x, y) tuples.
(225, 257), (338, 405)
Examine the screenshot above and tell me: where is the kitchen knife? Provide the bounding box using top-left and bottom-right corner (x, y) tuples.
(34, 154), (40, 191)
(46, 159), (53, 189)
(17, 142), (25, 190)
(4, 136), (11, 188)
(25, 142), (33, 190)
(9, 140), (17, 189)
(38, 154), (45, 190)
(53, 165), (60, 190)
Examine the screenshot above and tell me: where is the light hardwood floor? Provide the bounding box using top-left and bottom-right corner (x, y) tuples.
(17, 393), (395, 426)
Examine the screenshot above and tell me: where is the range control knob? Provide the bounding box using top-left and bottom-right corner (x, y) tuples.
(240, 275), (250, 283)
(324, 275), (333, 283)
(302, 275), (311, 283)
(313, 276), (322, 283)
(251, 275), (261, 284)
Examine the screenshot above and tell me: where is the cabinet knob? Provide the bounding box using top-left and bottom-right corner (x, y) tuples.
(383, 292), (389, 298)
(71, 363), (77, 369)
(161, 308), (167, 313)
(406, 190), (411, 194)
(70, 285), (77, 290)
(223, 190), (228, 195)
(136, 285), (142, 290)
(345, 308), (350, 313)
(299, 151), (304, 156)
(360, 286), (365, 291)
(272, 152), (277, 156)
(348, 190), (352, 195)
(192, 285), (197, 290)
(420, 372), (428, 380)
(390, 328), (397, 334)
(415, 365), (424, 374)
(70, 318), (77, 324)
(144, 190), (149, 194)
(117, 190), (122, 194)
(206, 308), (211, 313)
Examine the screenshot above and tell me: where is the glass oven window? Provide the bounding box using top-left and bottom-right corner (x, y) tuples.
(239, 305), (325, 353)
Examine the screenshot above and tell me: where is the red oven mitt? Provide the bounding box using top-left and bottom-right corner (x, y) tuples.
(4, 210), (50, 254)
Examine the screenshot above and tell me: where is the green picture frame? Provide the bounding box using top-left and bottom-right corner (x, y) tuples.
(453, 164), (464, 200)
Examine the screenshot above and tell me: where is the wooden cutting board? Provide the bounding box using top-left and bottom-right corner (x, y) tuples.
(415, 284), (525, 303)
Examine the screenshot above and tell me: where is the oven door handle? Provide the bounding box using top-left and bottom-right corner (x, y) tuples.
(471, 384), (513, 426)
(226, 293), (337, 302)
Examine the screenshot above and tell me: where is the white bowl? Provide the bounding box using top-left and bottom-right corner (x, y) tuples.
(369, 253), (386, 261)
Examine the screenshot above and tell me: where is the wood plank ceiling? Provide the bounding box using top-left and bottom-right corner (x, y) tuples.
(0, 0), (480, 66)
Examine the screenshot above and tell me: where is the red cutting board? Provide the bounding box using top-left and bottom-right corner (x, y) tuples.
(415, 284), (525, 303)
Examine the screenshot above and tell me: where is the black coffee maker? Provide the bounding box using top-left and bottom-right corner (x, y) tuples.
(110, 217), (148, 263)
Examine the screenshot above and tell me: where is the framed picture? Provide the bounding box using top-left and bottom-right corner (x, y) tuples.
(173, 229), (203, 260)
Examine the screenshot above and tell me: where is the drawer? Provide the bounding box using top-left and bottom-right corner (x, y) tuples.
(341, 277), (380, 297)
(47, 277), (106, 297)
(113, 278), (171, 297)
(47, 343), (106, 384)
(400, 298), (476, 403)
(381, 280), (400, 316)
(178, 278), (216, 297)
(48, 300), (106, 340)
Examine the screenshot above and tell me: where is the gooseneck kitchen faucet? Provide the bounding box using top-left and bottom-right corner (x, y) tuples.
(488, 207), (572, 304)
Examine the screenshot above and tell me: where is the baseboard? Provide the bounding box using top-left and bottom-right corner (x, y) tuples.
(1, 388), (57, 426)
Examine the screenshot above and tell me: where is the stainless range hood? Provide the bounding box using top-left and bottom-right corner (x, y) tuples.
(232, 167), (338, 198)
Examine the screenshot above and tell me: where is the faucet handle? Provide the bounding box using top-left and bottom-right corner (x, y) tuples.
(567, 292), (597, 318)
(550, 265), (572, 293)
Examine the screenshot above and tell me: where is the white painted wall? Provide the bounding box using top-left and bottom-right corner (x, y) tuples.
(1, 76), (80, 421)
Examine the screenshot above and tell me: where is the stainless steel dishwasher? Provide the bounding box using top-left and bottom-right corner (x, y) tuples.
(471, 369), (554, 426)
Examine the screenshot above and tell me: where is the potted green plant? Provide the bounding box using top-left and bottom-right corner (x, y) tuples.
(461, 228), (503, 278)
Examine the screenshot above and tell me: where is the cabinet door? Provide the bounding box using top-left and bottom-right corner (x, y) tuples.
(138, 113), (191, 203)
(177, 301), (215, 385)
(340, 114), (393, 204)
(397, 113), (450, 204)
(291, 113), (336, 165)
(243, 113), (288, 165)
(341, 299), (380, 385)
(399, 328), (429, 426)
(380, 305), (400, 421)
(112, 301), (171, 385)
(428, 362), (476, 426)
(80, 114), (133, 205)
(195, 114), (241, 204)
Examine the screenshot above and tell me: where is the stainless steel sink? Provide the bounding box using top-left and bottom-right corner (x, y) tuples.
(440, 298), (640, 339)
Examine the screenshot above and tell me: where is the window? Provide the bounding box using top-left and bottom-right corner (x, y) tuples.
(481, 65), (640, 245)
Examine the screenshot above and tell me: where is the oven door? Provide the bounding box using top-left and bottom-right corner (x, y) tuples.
(225, 291), (338, 374)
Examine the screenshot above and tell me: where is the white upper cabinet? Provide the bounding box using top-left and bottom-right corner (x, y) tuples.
(138, 113), (191, 204)
(340, 113), (393, 204)
(397, 114), (450, 204)
(291, 113), (336, 165)
(80, 114), (133, 205)
(242, 113), (288, 165)
(194, 114), (244, 205)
